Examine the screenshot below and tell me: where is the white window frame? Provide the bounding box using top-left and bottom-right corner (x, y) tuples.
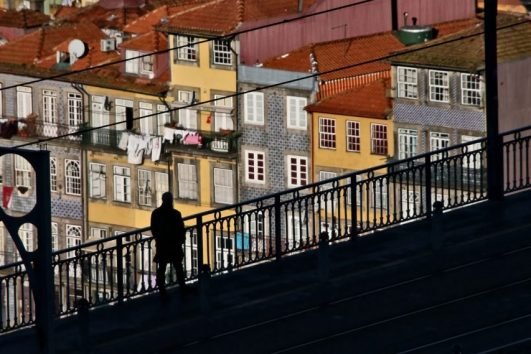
(346, 121), (360, 152)
(139, 102), (154, 135)
(430, 132), (450, 160)
(91, 96), (110, 144)
(319, 171), (338, 211)
(42, 89), (57, 124)
(286, 155), (308, 188)
(215, 234), (234, 269)
(89, 163), (106, 198)
(90, 227), (107, 240)
(461, 73), (482, 106)
(213, 167), (234, 205)
(157, 104), (171, 135)
(177, 163), (198, 200)
(185, 231), (198, 277)
(67, 92), (82, 127)
(15, 155), (32, 190)
(138, 169), (152, 206)
(245, 150), (265, 184)
(125, 50), (140, 74)
(20, 223), (33, 252)
(287, 213), (307, 249)
(50, 157), (57, 192)
(287, 96), (307, 130)
(113, 166), (131, 203)
(398, 128), (418, 160)
(66, 224), (82, 258)
(397, 67), (418, 99)
(429, 70), (450, 103)
(115, 99), (133, 131)
(214, 95), (233, 132)
(176, 35), (198, 62)
(140, 54), (154, 74)
(17, 86), (32, 119)
(244, 92), (264, 125)
(178, 90), (198, 130)
(371, 124), (388, 155)
(65, 159), (81, 196)
(154, 172), (169, 206)
(319, 117), (336, 149)
(212, 39), (232, 66)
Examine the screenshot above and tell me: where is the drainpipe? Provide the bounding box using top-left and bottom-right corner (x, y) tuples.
(72, 83), (91, 239)
(157, 94), (173, 193)
(298, 0), (304, 13)
(229, 39), (241, 203)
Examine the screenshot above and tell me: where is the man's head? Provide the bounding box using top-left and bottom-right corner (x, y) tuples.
(161, 192), (173, 207)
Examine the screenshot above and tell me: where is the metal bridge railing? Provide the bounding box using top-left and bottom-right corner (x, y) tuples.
(1, 125), (530, 333)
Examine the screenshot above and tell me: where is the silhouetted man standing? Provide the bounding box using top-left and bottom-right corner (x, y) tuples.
(151, 192), (187, 295)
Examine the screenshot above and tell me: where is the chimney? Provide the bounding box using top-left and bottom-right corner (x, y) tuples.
(298, 0), (304, 13)
(391, 0), (398, 31)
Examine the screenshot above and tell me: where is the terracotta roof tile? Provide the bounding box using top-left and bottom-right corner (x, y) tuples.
(305, 79), (391, 119)
(54, 4), (147, 30)
(159, 0), (318, 36)
(0, 8), (50, 28)
(390, 13), (531, 71)
(120, 30), (168, 52)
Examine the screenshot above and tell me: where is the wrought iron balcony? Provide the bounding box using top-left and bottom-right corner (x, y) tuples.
(79, 124), (122, 149)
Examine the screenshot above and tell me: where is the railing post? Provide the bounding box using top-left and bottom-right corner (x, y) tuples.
(425, 155), (432, 219)
(199, 264), (211, 315)
(318, 232), (329, 283)
(75, 298), (90, 354)
(350, 175), (358, 242)
(196, 215), (205, 272)
(116, 237), (124, 304)
(274, 195), (282, 261)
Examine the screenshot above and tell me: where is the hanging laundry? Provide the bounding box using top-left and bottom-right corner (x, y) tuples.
(118, 132), (129, 150)
(127, 134), (144, 164)
(151, 137), (162, 162)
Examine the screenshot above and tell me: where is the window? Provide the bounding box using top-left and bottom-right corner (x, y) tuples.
(113, 166), (131, 202)
(20, 223), (33, 252)
(287, 96), (307, 130)
(245, 150), (265, 183)
(346, 121), (360, 152)
(371, 124), (388, 155)
(155, 172), (169, 206)
(461, 135), (483, 170)
(319, 171), (337, 211)
(430, 132), (450, 160)
(244, 92), (264, 125)
(89, 163), (106, 198)
(141, 55), (153, 74)
(115, 99), (133, 131)
(157, 105), (171, 136)
(287, 214), (307, 249)
(90, 227), (107, 239)
(17, 86), (32, 119)
(50, 157), (57, 192)
(215, 234), (234, 269)
(398, 128), (418, 160)
(213, 167), (233, 205)
(139, 102), (154, 135)
(42, 90), (57, 124)
(178, 90), (198, 129)
(125, 50), (139, 74)
(371, 178), (388, 210)
(461, 73), (482, 106)
(91, 96), (110, 144)
(66, 225), (82, 258)
(213, 39), (232, 65)
(51, 222), (58, 251)
(214, 95), (233, 131)
(176, 35), (198, 61)
(65, 160), (81, 196)
(319, 117), (336, 149)
(287, 155), (308, 188)
(15, 155), (32, 190)
(397, 67), (418, 99)
(429, 70), (450, 102)
(138, 169), (152, 206)
(177, 163), (198, 200)
(185, 231), (198, 276)
(68, 93), (82, 127)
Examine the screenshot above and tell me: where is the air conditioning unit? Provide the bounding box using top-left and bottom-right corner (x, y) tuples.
(100, 38), (116, 52)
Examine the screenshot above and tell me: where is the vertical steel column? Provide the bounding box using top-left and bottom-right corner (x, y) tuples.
(485, 0), (504, 201)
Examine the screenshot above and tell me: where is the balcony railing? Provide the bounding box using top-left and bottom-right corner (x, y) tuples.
(0, 125), (530, 333)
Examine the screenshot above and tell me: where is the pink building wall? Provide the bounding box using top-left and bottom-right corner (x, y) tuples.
(239, 0), (476, 64)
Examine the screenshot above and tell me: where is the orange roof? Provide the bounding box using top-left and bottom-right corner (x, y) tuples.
(0, 21), (105, 65)
(305, 79), (391, 119)
(261, 17), (481, 81)
(159, 0), (318, 36)
(120, 30), (168, 52)
(54, 4), (147, 30)
(0, 8), (50, 28)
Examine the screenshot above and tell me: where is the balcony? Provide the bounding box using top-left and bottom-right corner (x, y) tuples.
(163, 126), (241, 155)
(0, 116), (81, 142)
(80, 125), (122, 150)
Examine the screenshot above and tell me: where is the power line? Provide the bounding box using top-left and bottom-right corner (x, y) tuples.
(15, 19), (525, 149)
(0, 0), (377, 91)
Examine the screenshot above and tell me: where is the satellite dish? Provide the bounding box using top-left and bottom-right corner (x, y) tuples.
(68, 39), (86, 59)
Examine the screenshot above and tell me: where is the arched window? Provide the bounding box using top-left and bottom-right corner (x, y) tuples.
(65, 159), (81, 195)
